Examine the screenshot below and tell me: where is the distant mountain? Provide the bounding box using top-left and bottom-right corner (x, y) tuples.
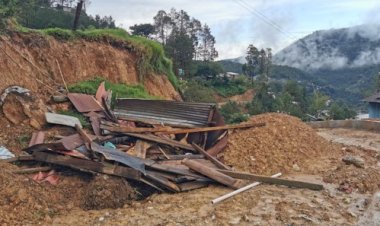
(217, 60), (243, 73)
(273, 24), (380, 71)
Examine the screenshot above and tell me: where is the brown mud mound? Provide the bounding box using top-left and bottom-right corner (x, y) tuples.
(80, 175), (137, 210)
(223, 113), (340, 175)
(0, 162), (91, 225)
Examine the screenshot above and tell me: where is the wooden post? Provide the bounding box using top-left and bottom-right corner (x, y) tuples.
(182, 158), (241, 189)
(191, 143), (231, 170)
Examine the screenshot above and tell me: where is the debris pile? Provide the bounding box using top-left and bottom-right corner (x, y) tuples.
(3, 82), (269, 194)
(223, 113), (339, 175)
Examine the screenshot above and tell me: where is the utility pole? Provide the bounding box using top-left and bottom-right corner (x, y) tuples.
(73, 0), (84, 31)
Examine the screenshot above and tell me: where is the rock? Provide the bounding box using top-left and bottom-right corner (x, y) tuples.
(29, 118), (41, 130)
(292, 164), (301, 171)
(342, 155), (365, 168)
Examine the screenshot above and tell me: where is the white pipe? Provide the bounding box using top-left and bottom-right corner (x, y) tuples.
(211, 172), (282, 204)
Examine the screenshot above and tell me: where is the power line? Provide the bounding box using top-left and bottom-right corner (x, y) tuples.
(233, 0), (297, 40)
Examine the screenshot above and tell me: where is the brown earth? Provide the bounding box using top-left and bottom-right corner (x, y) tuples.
(215, 89), (255, 104)
(0, 32), (180, 100)
(223, 113), (342, 175)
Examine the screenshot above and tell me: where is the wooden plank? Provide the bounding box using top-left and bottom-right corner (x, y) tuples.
(217, 170), (324, 191)
(178, 181), (210, 192)
(135, 140), (150, 159)
(0, 155), (34, 163)
(145, 170), (181, 192)
(182, 158), (241, 189)
(191, 143), (231, 170)
(122, 133), (195, 151)
(13, 166), (52, 174)
(207, 134), (228, 156)
(100, 122), (266, 134)
(146, 163), (206, 179)
(33, 152), (141, 180)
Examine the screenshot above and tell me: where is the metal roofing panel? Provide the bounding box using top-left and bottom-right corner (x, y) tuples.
(114, 99), (215, 127)
(68, 93), (103, 113)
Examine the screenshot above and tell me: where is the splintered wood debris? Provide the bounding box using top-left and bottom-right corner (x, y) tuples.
(2, 83), (323, 202)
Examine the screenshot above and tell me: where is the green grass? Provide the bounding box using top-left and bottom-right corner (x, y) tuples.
(57, 109), (91, 129)
(68, 77), (158, 101)
(27, 27), (179, 89)
(17, 134), (31, 148)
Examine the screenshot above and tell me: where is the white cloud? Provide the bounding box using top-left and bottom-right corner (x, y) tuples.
(87, 0), (380, 59)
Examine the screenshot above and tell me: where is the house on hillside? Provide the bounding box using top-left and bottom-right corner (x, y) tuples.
(363, 91), (380, 118)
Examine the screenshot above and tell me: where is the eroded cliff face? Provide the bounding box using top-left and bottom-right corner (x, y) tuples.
(0, 32), (181, 100)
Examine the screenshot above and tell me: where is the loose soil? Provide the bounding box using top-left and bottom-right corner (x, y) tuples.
(223, 113), (342, 175)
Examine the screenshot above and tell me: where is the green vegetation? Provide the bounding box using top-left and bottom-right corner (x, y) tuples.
(211, 76), (252, 97)
(220, 101), (248, 124)
(247, 81), (356, 120)
(68, 77), (157, 100)
(181, 80), (216, 103)
(57, 109), (91, 129)
(17, 133), (31, 148)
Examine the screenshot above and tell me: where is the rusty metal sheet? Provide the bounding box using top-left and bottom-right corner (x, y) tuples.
(28, 131), (45, 147)
(58, 133), (97, 150)
(67, 93), (103, 113)
(91, 142), (146, 174)
(95, 81), (107, 103)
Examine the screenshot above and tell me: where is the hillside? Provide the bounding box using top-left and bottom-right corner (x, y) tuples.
(0, 29), (181, 100)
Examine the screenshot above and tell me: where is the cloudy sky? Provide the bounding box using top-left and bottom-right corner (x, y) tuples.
(87, 0), (380, 60)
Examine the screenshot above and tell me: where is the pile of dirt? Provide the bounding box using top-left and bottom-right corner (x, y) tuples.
(0, 161), (138, 225)
(223, 113), (340, 175)
(80, 175), (137, 210)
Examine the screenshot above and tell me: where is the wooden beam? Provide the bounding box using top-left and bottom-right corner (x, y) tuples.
(182, 158), (241, 189)
(122, 133), (195, 151)
(13, 166), (52, 174)
(191, 143), (231, 170)
(217, 169), (324, 191)
(100, 122), (265, 134)
(33, 152), (141, 180)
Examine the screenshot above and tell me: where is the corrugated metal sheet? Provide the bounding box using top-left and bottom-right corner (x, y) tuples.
(114, 99), (216, 128)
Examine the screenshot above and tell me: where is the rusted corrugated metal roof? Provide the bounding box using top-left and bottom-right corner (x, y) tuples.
(114, 99), (216, 128)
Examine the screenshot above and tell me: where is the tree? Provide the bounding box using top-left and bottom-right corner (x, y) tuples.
(243, 44), (260, 81)
(198, 24), (218, 61)
(129, 23), (155, 37)
(165, 28), (194, 76)
(153, 10), (172, 44)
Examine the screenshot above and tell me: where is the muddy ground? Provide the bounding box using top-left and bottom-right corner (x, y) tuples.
(1, 113), (380, 225)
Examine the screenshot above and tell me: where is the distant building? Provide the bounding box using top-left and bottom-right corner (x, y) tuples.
(217, 72), (239, 80)
(363, 91), (380, 118)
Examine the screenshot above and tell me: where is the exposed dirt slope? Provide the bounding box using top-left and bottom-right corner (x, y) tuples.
(0, 32), (180, 100)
